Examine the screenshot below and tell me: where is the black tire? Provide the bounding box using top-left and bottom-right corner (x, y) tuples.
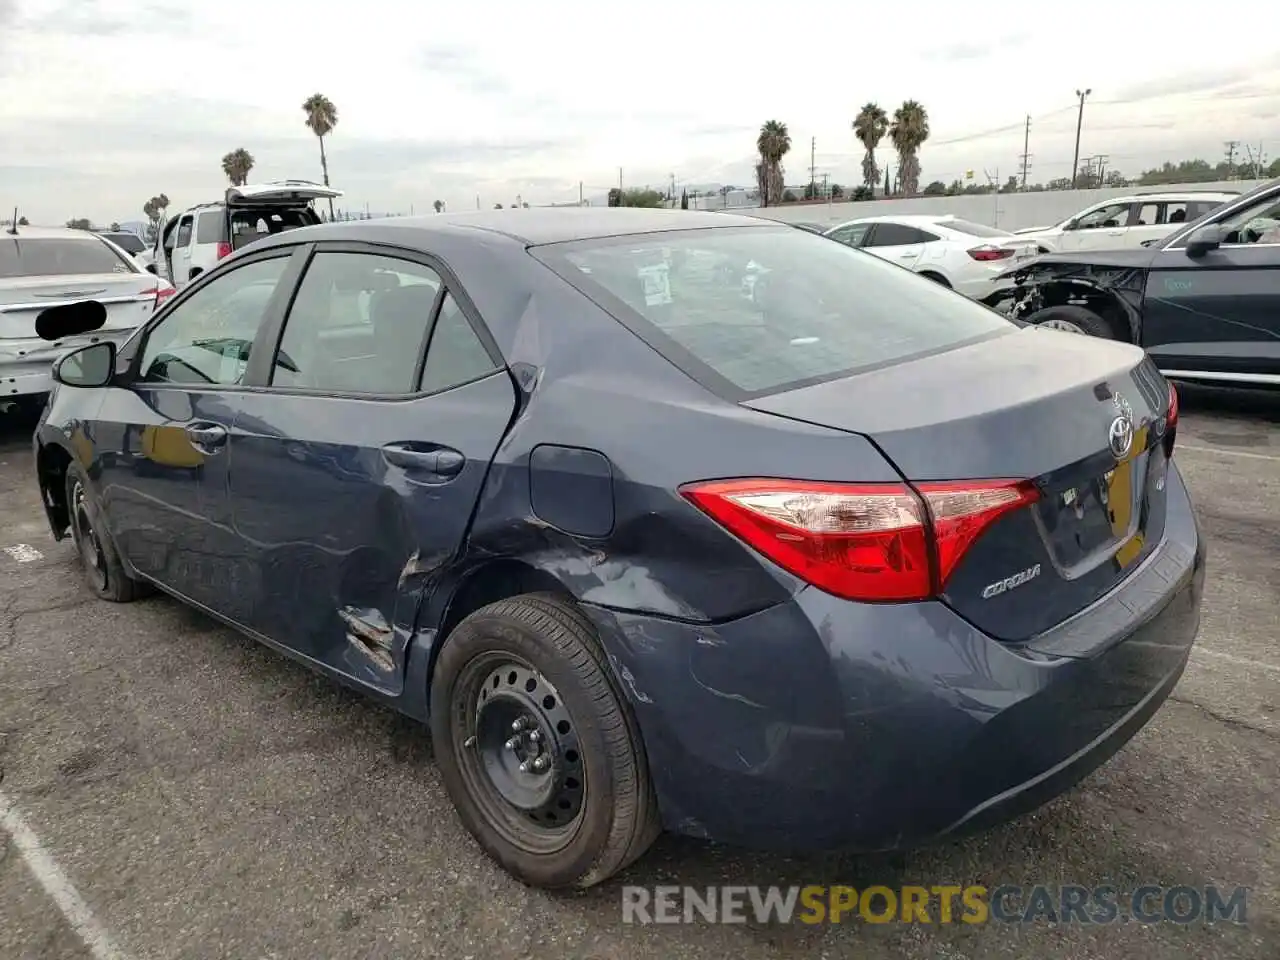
(1026, 304), (1122, 340)
(431, 592), (660, 889)
(919, 271), (951, 287)
(64, 463), (150, 602)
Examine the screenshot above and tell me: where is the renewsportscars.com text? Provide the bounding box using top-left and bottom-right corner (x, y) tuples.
(621, 884), (1249, 926)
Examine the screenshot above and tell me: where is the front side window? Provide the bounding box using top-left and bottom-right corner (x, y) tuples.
(536, 225), (1013, 397)
(271, 251), (443, 393)
(138, 256), (290, 385)
(1215, 191), (1280, 245)
(0, 237), (133, 278)
(1074, 203), (1130, 229)
(827, 223), (872, 247)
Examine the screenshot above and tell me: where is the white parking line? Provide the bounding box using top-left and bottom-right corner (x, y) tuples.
(1192, 647), (1280, 675)
(0, 790), (130, 960)
(1177, 444), (1280, 463)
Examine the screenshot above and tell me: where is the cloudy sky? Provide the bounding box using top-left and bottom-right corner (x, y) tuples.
(3, 0), (1279, 225)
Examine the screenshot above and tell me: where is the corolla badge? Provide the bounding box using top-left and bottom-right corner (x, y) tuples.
(1108, 392), (1135, 460)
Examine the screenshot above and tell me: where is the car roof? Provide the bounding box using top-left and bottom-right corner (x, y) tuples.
(1095, 192), (1237, 204)
(1, 225), (110, 240)
(829, 213), (958, 227)
(251, 207), (779, 249)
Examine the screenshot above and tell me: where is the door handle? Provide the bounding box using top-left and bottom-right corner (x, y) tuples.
(185, 423), (227, 449)
(898, 252), (916, 259)
(381, 443), (465, 479)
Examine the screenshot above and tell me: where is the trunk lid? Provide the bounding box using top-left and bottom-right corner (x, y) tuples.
(0, 273), (161, 339)
(744, 328), (1174, 642)
(225, 180), (343, 207)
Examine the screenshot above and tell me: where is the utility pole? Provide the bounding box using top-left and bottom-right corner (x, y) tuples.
(1071, 88), (1091, 189)
(1094, 154), (1110, 187)
(618, 167), (623, 192)
(1019, 114), (1032, 190)
(578, 181), (584, 206)
(809, 136), (817, 193)
(669, 173), (675, 201)
(1243, 142), (1266, 179)
(1224, 141), (1239, 179)
(822, 172), (830, 209)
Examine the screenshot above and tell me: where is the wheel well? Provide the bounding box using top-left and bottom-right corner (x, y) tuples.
(1029, 281), (1134, 342)
(918, 270), (950, 287)
(37, 443), (72, 536)
(437, 560), (573, 647)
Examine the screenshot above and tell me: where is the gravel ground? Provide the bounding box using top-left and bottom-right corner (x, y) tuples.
(0, 384), (1277, 960)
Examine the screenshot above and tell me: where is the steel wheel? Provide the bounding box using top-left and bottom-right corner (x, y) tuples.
(69, 479), (108, 591)
(453, 653), (586, 854)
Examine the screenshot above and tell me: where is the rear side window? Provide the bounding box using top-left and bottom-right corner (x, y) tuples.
(0, 237), (132, 278)
(535, 226), (1013, 397)
(943, 219), (1011, 239)
(196, 211), (226, 244)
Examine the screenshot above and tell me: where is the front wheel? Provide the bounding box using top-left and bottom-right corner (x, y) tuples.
(64, 463), (151, 602)
(431, 593), (660, 889)
(1025, 304), (1123, 340)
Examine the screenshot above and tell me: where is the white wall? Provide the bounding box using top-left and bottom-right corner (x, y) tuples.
(723, 179), (1269, 232)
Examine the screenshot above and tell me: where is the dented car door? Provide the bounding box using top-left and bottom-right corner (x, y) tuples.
(218, 244), (516, 694)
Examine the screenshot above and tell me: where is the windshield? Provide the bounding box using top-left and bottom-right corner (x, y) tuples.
(0, 237), (133, 278)
(535, 225), (1013, 397)
(944, 219), (1012, 238)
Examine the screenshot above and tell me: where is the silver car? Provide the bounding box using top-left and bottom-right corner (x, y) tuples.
(1, 225), (173, 410)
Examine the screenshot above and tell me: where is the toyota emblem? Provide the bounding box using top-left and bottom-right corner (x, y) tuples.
(1108, 414), (1134, 460)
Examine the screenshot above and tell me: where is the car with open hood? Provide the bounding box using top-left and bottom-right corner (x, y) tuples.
(149, 180), (343, 291)
(987, 177), (1280, 390)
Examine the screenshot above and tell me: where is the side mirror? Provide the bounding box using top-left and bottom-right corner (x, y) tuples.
(52, 341), (116, 388)
(34, 299), (107, 341)
(1184, 224), (1225, 258)
(145, 263), (158, 275)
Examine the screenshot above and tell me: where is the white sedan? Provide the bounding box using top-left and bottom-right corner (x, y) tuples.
(823, 214), (1041, 301)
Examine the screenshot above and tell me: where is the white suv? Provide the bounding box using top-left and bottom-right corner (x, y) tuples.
(1016, 191), (1237, 253)
(149, 181), (342, 289)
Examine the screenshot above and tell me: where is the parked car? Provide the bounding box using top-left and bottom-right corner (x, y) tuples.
(32, 208), (1202, 889)
(151, 180), (342, 291)
(824, 214), (1041, 299)
(1, 224), (173, 411)
(95, 230), (148, 258)
(988, 177), (1280, 389)
(1013, 191), (1237, 253)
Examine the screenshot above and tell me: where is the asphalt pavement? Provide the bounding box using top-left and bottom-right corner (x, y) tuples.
(0, 385), (1277, 960)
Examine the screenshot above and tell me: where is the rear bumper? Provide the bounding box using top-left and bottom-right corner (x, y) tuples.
(1, 330), (138, 398)
(585, 463), (1204, 851)
(955, 274), (1017, 302)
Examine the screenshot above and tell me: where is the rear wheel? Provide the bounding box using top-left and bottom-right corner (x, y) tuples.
(1026, 304), (1122, 340)
(431, 593), (660, 889)
(65, 463), (150, 602)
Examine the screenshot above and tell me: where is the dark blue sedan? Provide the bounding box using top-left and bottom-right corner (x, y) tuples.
(31, 208), (1204, 889)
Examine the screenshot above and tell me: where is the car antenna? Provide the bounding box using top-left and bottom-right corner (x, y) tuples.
(5, 208), (17, 235)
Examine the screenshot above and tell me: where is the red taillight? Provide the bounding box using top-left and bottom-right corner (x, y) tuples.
(967, 245), (1016, 261)
(680, 478), (1039, 602)
(152, 284), (176, 308)
(215, 242), (232, 260)
(1164, 383), (1179, 457)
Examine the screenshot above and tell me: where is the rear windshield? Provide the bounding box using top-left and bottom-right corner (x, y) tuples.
(101, 232), (145, 254)
(0, 237), (132, 279)
(196, 211), (226, 244)
(943, 219), (1011, 238)
(535, 226), (1013, 397)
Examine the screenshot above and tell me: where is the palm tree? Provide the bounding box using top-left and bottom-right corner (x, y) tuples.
(433, 200), (444, 213)
(889, 101), (930, 196)
(756, 120), (791, 207)
(852, 103), (889, 194)
(221, 148), (255, 186)
(302, 93), (339, 219)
